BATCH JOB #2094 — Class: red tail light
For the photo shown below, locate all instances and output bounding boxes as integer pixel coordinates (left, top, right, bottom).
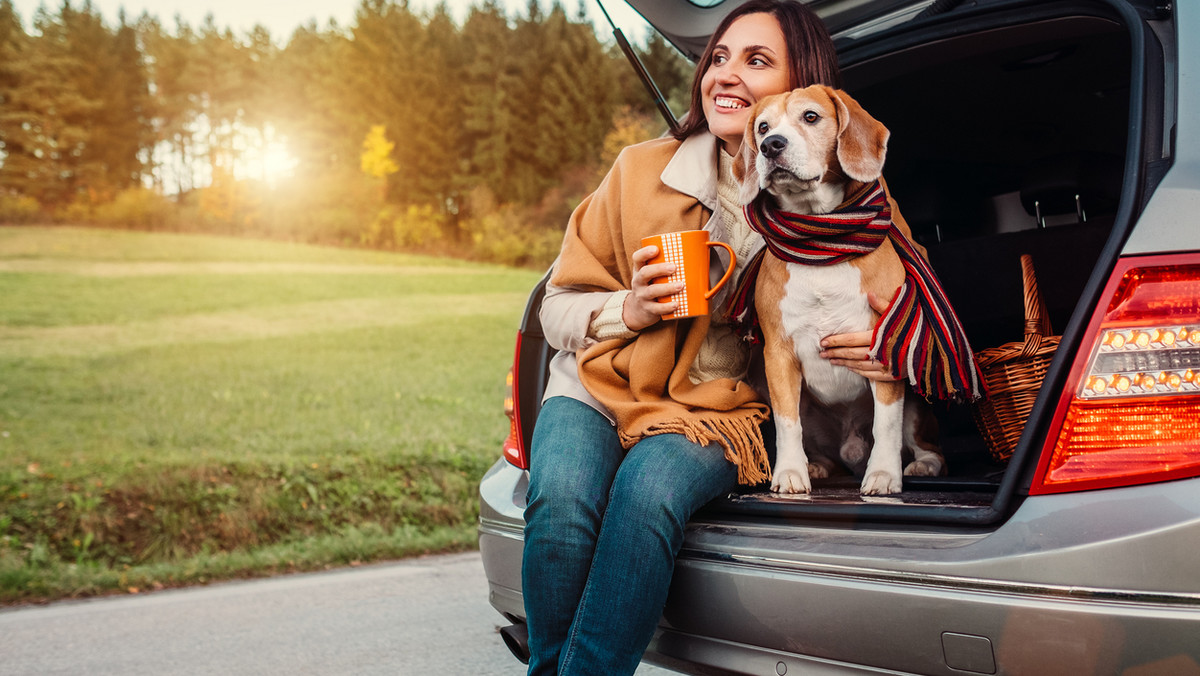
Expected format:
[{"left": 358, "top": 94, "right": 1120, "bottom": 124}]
[
  {"left": 502, "top": 333, "right": 529, "bottom": 469},
  {"left": 1032, "top": 253, "right": 1200, "bottom": 494}
]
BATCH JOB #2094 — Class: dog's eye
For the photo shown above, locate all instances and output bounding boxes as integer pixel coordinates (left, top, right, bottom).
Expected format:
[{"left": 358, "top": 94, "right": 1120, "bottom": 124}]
[
  {"left": 803, "top": 111, "right": 820, "bottom": 124},
  {"left": 757, "top": 121, "right": 770, "bottom": 136}
]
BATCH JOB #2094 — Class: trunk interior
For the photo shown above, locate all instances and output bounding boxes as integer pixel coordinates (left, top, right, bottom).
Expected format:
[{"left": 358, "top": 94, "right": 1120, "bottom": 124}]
[
  {"left": 519, "top": 1, "right": 1162, "bottom": 525},
  {"left": 706, "top": 2, "right": 1155, "bottom": 521}
]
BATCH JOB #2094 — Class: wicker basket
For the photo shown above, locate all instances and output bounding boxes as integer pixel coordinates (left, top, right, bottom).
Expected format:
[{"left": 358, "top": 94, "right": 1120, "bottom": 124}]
[{"left": 972, "top": 254, "right": 1061, "bottom": 462}]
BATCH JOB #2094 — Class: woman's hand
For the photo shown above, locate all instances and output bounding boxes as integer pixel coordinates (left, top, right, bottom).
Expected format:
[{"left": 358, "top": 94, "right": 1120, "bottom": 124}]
[
  {"left": 819, "top": 290, "right": 904, "bottom": 382},
  {"left": 622, "top": 244, "right": 684, "bottom": 332}
]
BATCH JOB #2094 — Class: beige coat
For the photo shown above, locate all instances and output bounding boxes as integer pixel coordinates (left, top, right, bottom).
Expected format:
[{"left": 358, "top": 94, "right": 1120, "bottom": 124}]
[
  {"left": 541, "top": 132, "right": 751, "bottom": 418},
  {"left": 542, "top": 132, "right": 772, "bottom": 485}
]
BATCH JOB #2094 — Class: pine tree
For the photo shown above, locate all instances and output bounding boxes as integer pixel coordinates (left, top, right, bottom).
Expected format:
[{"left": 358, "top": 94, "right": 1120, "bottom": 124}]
[
  {"left": 194, "top": 15, "right": 249, "bottom": 182},
  {"left": 99, "top": 10, "right": 151, "bottom": 190},
  {"left": 345, "top": 0, "right": 429, "bottom": 205},
  {"left": 507, "top": 0, "right": 551, "bottom": 203},
  {"left": 274, "top": 22, "right": 357, "bottom": 174},
  {"left": 240, "top": 24, "right": 282, "bottom": 185},
  {"left": 636, "top": 31, "right": 692, "bottom": 123},
  {"left": 0, "top": 0, "right": 41, "bottom": 197},
  {"left": 409, "top": 1, "right": 464, "bottom": 218},
  {"left": 7, "top": 3, "right": 103, "bottom": 205},
  {"left": 459, "top": 0, "right": 520, "bottom": 206},
  {"left": 139, "top": 15, "right": 200, "bottom": 194},
  {"left": 506, "top": 1, "right": 619, "bottom": 204}
]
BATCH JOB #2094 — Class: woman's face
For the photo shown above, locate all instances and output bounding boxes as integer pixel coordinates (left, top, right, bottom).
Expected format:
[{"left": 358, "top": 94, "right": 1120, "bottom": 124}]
[{"left": 700, "top": 12, "right": 791, "bottom": 155}]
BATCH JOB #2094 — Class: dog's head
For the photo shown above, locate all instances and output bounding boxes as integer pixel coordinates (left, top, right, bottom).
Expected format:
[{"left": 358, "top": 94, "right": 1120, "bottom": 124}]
[{"left": 733, "top": 85, "right": 889, "bottom": 211}]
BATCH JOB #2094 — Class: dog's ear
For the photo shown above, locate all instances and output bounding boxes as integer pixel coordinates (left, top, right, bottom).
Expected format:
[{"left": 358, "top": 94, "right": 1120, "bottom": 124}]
[
  {"left": 734, "top": 102, "right": 764, "bottom": 205},
  {"left": 826, "top": 86, "right": 889, "bottom": 182}
]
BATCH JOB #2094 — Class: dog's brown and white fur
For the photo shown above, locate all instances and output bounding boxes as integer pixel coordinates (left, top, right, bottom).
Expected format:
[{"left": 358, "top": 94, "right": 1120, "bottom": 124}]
[{"left": 734, "top": 85, "right": 945, "bottom": 495}]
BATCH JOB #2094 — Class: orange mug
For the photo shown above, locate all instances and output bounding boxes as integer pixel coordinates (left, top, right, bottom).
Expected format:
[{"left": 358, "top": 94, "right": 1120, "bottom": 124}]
[{"left": 640, "top": 230, "right": 737, "bottom": 320}]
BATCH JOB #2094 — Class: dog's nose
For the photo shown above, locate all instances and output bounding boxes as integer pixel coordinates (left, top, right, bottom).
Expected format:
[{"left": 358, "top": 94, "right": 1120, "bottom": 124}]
[{"left": 760, "top": 135, "right": 788, "bottom": 159}]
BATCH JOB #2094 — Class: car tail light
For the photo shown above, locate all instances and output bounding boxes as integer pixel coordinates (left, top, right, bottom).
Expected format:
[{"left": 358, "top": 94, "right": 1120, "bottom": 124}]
[
  {"left": 1031, "top": 253, "right": 1200, "bottom": 494},
  {"left": 501, "top": 333, "right": 529, "bottom": 469}
]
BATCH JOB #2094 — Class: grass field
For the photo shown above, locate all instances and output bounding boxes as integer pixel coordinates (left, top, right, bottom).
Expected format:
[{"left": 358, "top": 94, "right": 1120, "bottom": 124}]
[{"left": 0, "top": 226, "right": 543, "bottom": 603}]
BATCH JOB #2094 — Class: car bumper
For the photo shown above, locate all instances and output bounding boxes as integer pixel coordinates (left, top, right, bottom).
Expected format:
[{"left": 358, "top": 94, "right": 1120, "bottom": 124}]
[{"left": 478, "top": 458, "right": 1200, "bottom": 674}]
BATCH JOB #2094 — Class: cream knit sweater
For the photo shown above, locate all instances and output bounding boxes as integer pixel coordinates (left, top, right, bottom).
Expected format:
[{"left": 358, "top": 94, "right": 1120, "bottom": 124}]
[{"left": 687, "top": 149, "right": 758, "bottom": 384}]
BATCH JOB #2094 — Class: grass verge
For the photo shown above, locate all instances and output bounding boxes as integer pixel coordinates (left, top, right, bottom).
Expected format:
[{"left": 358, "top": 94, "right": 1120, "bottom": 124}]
[{"left": 0, "top": 226, "right": 541, "bottom": 604}]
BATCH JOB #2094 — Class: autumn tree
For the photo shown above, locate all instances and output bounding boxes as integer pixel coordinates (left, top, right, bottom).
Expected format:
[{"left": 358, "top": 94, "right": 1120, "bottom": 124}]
[
  {"left": 103, "top": 13, "right": 151, "bottom": 189},
  {"left": 458, "top": 0, "right": 520, "bottom": 206},
  {"left": 408, "top": 2, "right": 464, "bottom": 217},
  {"left": 0, "top": 0, "right": 41, "bottom": 196},
  {"left": 0, "top": 0, "right": 692, "bottom": 264},
  {"left": 361, "top": 124, "right": 397, "bottom": 178},
  {"left": 636, "top": 31, "right": 692, "bottom": 127},
  {"left": 139, "top": 15, "right": 199, "bottom": 194},
  {"left": 273, "top": 22, "right": 358, "bottom": 174},
  {"left": 3, "top": 3, "right": 105, "bottom": 205}
]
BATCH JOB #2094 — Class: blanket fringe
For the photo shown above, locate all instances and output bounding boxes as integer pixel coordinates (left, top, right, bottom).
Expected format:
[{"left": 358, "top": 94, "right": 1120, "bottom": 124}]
[{"left": 622, "top": 411, "right": 772, "bottom": 486}]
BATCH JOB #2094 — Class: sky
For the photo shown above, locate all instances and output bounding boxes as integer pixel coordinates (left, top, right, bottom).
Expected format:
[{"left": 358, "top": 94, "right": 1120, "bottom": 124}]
[{"left": 9, "top": 0, "right": 653, "bottom": 43}]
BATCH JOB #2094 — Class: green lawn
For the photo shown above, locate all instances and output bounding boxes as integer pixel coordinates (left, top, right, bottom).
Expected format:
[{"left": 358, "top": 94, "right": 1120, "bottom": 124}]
[{"left": 0, "top": 226, "right": 543, "bottom": 603}]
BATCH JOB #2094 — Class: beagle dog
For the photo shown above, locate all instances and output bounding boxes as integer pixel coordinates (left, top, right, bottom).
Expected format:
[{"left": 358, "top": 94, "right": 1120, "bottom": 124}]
[{"left": 734, "top": 85, "right": 946, "bottom": 495}]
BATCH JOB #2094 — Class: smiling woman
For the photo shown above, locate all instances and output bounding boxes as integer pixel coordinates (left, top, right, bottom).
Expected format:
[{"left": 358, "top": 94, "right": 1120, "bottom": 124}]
[
  {"left": 517, "top": 2, "right": 846, "bottom": 674},
  {"left": 699, "top": 11, "right": 791, "bottom": 154}
]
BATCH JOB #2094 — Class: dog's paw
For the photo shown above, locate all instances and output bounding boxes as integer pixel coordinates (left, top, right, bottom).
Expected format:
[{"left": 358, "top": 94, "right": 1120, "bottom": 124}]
[
  {"left": 904, "top": 458, "right": 944, "bottom": 477},
  {"left": 860, "top": 471, "right": 902, "bottom": 495},
  {"left": 807, "top": 462, "right": 830, "bottom": 479},
  {"left": 771, "top": 468, "right": 813, "bottom": 494}
]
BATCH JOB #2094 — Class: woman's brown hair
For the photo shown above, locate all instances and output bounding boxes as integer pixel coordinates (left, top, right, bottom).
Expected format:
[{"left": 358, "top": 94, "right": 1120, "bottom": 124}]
[{"left": 673, "top": 0, "right": 842, "bottom": 141}]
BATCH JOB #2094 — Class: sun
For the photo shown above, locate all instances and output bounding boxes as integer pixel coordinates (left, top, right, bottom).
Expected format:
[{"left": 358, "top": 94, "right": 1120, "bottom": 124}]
[
  {"left": 242, "top": 137, "right": 298, "bottom": 187},
  {"left": 230, "top": 123, "right": 298, "bottom": 187},
  {"left": 261, "top": 142, "right": 297, "bottom": 185}
]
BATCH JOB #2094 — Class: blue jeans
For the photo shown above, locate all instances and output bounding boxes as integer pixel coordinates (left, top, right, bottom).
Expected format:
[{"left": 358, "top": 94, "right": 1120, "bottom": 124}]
[{"left": 522, "top": 396, "right": 740, "bottom": 676}]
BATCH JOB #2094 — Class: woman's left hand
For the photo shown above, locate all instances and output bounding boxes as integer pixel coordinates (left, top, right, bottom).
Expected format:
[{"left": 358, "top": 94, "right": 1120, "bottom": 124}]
[{"left": 819, "top": 290, "right": 904, "bottom": 382}]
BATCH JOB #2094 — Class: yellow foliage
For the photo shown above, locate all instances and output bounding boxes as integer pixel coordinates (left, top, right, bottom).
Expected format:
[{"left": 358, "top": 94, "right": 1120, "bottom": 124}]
[
  {"left": 199, "top": 168, "right": 241, "bottom": 224},
  {"left": 360, "top": 125, "right": 399, "bottom": 179},
  {"left": 0, "top": 193, "right": 41, "bottom": 224},
  {"left": 600, "top": 107, "right": 658, "bottom": 176},
  {"left": 362, "top": 203, "right": 448, "bottom": 249}
]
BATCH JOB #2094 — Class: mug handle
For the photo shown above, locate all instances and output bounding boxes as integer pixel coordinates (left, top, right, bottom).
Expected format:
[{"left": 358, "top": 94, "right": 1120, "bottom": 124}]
[{"left": 704, "top": 241, "right": 737, "bottom": 300}]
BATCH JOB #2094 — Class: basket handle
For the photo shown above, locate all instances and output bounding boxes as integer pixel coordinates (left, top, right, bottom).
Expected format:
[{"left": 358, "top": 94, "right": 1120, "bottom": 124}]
[{"left": 1019, "top": 254, "right": 1051, "bottom": 358}]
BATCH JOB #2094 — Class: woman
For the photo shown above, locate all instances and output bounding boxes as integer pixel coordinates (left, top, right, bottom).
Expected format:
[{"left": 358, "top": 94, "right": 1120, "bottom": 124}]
[{"left": 521, "top": 2, "right": 900, "bottom": 673}]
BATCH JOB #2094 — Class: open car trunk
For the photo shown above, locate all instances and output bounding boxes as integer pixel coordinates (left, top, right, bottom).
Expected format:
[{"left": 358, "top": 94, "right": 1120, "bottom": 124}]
[
  {"left": 516, "top": 0, "right": 1168, "bottom": 526},
  {"left": 483, "top": 3, "right": 1190, "bottom": 671},
  {"left": 718, "top": 0, "right": 1163, "bottom": 523}
]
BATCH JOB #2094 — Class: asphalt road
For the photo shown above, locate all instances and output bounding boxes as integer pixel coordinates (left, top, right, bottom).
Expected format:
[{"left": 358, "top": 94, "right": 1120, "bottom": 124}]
[{"left": 0, "top": 551, "right": 677, "bottom": 675}]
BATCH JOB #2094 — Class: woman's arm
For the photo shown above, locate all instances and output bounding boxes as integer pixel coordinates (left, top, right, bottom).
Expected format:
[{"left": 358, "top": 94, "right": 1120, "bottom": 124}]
[
  {"left": 819, "top": 290, "right": 900, "bottom": 382},
  {"left": 820, "top": 178, "right": 924, "bottom": 382},
  {"left": 622, "top": 244, "right": 683, "bottom": 331},
  {"left": 540, "top": 245, "right": 683, "bottom": 352},
  {"left": 540, "top": 280, "right": 621, "bottom": 353}
]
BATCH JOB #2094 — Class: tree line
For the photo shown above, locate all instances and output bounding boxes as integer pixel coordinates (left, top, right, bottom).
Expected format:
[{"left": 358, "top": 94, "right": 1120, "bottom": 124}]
[{"left": 0, "top": 0, "right": 693, "bottom": 266}]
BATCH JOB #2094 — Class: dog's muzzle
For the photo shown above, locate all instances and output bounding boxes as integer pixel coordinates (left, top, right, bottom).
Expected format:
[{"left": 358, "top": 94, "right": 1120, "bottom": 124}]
[{"left": 760, "top": 134, "right": 788, "bottom": 159}]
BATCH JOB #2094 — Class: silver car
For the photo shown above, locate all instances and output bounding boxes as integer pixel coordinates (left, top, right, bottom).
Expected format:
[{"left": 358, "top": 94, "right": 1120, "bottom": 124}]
[{"left": 480, "top": 0, "right": 1200, "bottom": 673}]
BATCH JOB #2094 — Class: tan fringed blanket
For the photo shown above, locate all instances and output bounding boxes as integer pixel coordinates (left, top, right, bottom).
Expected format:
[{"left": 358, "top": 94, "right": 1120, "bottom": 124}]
[{"left": 552, "top": 137, "right": 771, "bottom": 485}]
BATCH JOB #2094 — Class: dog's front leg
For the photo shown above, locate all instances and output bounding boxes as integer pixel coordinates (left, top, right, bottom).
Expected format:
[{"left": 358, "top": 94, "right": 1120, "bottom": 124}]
[
  {"left": 762, "top": 335, "right": 815, "bottom": 494},
  {"left": 860, "top": 380, "right": 905, "bottom": 495},
  {"left": 756, "top": 260, "right": 815, "bottom": 494}
]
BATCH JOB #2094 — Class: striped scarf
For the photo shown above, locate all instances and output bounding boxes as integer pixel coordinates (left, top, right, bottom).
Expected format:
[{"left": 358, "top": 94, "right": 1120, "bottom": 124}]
[{"left": 743, "top": 181, "right": 984, "bottom": 402}]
